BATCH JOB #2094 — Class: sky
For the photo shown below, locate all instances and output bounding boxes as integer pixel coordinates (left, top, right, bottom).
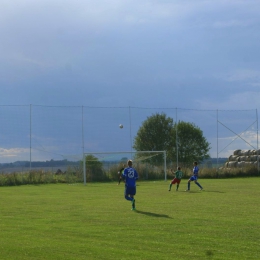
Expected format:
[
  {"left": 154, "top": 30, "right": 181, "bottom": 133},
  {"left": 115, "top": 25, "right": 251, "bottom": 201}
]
[{"left": 0, "top": 0, "right": 260, "bottom": 163}]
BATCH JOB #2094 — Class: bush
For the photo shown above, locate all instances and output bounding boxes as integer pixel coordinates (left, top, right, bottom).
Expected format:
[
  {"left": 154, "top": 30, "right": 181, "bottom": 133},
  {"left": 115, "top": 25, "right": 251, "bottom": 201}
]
[
  {"left": 0, "top": 170, "right": 82, "bottom": 186},
  {"left": 0, "top": 163, "right": 259, "bottom": 187}
]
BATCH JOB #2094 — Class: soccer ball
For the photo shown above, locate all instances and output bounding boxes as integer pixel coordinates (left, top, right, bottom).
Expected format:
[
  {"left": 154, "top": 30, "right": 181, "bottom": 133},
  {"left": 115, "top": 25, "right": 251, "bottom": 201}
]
[{"left": 119, "top": 124, "right": 123, "bottom": 129}]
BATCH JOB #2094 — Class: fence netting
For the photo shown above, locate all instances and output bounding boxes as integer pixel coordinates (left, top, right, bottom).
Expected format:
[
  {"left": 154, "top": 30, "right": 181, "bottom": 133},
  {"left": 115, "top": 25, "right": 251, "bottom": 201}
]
[{"left": 0, "top": 105, "right": 258, "bottom": 176}]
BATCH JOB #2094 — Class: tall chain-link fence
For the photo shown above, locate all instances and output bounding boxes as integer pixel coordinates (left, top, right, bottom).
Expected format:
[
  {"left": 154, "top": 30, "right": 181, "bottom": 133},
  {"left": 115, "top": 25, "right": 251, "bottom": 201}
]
[{"left": 0, "top": 105, "right": 258, "bottom": 174}]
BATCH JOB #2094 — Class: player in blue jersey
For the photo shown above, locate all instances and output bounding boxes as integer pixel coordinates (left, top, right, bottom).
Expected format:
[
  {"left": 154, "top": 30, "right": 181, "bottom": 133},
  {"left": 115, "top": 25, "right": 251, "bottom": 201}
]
[
  {"left": 121, "top": 159, "right": 139, "bottom": 210},
  {"left": 186, "top": 161, "right": 203, "bottom": 191}
]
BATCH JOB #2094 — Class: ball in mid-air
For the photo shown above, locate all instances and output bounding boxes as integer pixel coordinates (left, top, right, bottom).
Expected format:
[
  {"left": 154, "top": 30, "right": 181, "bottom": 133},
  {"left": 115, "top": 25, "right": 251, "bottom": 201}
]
[{"left": 119, "top": 124, "right": 123, "bottom": 129}]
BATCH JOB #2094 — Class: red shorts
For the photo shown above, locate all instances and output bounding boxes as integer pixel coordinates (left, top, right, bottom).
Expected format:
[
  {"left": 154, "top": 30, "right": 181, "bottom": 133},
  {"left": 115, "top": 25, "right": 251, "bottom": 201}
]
[{"left": 171, "top": 178, "right": 181, "bottom": 184}]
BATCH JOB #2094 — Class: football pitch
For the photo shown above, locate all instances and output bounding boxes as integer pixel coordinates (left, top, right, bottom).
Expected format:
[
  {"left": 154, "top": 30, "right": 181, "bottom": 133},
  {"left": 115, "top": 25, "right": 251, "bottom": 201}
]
[{"left": 0, "top": 178, "right": 259, "bottom": 260}]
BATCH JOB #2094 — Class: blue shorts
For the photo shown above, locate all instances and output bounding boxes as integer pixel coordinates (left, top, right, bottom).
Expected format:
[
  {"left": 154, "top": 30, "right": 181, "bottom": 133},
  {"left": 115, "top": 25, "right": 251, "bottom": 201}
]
[
  {"left": 125, "top": 186, "right": 136, "bottom": 196},
  {"left": 189, "top": 175, "right": 198, "bottom": 181}
]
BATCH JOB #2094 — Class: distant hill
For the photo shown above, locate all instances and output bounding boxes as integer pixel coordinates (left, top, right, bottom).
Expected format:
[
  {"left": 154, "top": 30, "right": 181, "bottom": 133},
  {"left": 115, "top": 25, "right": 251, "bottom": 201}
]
[{"left": 0, "top": 159, "right": 80, "bottom": 169}]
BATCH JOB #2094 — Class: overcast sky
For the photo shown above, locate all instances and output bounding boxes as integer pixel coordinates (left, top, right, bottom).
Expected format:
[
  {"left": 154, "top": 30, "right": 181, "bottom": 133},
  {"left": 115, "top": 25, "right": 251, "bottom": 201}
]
[{"left": 0, "top": 0, "right": 260, "bottom": 163}]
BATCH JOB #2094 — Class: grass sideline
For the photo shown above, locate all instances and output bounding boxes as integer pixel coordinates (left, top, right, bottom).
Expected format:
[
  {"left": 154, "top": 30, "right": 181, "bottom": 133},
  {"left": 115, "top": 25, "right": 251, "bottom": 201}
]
[{"left": 0, "top": 178, "right": 259, "bottom": 260}]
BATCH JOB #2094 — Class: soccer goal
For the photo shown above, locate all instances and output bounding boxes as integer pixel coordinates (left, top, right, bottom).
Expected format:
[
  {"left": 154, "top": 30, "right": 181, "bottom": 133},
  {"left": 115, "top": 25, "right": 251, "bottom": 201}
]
[{"left": 83, "top": 151, "right": 167, "bottom": 185}]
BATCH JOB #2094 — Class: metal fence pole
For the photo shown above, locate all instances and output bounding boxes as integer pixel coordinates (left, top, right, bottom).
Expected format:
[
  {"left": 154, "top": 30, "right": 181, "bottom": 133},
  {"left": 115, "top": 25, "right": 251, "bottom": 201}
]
[
  {"left": 176, "top": 108, "right": 178, "bottom": 167},
  {"left": 164, "top": 150, "right": 167, "bottom": 181},
  {"left": 217, "top": 109, "right": 219, "bottom": 171},
  {"left": 257, "top": 109, "right": 259, "bottom": 173},
  {"left": 129, "top": 106, "right": 132, "bottom": 152},
  {"left": 82, "top": 106, "right": 86, "bottom": 185},
  {"left": 30, "top": 104, "right": 32, "bottom": 172}
]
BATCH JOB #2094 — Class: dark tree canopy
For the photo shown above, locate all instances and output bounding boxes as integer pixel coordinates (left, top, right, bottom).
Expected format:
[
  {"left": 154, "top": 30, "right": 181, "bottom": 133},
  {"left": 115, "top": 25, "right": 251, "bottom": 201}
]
[
  {"left": 133, "top": 113, "right": 211, "bottom": 165},
  {"left": 84, "top": 154, "right": 105, "bottom": 181},
  {"left": 133, "top": 113, "right": 175, "bottom": 165},
  {"left": 172, "top": 121, "right": 211, "bottom": 165}
]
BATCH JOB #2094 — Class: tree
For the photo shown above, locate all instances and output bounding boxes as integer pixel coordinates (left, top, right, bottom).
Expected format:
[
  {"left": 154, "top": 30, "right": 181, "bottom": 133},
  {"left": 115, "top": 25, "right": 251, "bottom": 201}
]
[
  {"left": 84, "top": 154, "right": 106, "bottom": 181},
  {"left": 133, "top": 113, "right": 211, "bottom": 165},
  {"left": 172, "top": 121, "right": 211, "bottom": 165},
  {"left": 133, "top": 113, "right": 175, "bottom": 165}
]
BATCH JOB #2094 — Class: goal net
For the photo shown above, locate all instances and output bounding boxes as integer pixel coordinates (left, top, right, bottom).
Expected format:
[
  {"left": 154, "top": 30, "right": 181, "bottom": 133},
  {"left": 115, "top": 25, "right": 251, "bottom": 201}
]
[{"left": 83, "top": 151, "right": 167, "bottom": 184}]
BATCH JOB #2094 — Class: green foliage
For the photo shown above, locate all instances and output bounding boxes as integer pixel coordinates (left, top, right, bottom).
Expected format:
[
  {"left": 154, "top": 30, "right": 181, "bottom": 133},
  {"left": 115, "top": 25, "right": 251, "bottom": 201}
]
[
  {"left": 133, "top": 113, "right": 175, "bottom": 165},
  {"left": 0, "top": 170, "right": 81, "bottom": 186},
  {"left": 0, "top": 163, "right": 259, "bottom": 187},
  {"left": 172, "top": 121, "right": 211, "bottom": 164},
  {"left": 133, "top": 113, "right": 211, "bottom": 165},
  {"left": 84, "top": 154, "right": 110, "bottom": 182}
]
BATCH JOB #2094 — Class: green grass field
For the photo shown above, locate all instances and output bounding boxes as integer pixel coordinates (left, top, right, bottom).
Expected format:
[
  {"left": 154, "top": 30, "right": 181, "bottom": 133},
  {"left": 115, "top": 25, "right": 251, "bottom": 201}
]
[{"left": 0, "top": 178, "right": 259, "bottom": 260}]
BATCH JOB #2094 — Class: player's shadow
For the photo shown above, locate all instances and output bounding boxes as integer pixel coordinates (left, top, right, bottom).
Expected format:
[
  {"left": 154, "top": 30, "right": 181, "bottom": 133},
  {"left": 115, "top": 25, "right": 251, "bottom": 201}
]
[
  {"left": 135, "top": 210, "right": 172, "bottom": 219},
  {"left": 183, "top": 190, "right": 225, "bottom": 193},
  {"left": 204, "top": 190, "right": 225, "bottom": 193}
]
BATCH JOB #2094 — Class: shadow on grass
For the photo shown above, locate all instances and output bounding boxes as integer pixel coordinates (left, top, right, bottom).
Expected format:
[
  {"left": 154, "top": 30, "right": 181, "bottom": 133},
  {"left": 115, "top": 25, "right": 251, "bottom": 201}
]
[
  {"left": 135, "top": 210, "right": 172, "bottom": 219},
  {"left": 203, "top": 190, "right": 225, "bottom": 193},
  {"left": 181, "top": 190, "right": 225, "bottom": 193}
]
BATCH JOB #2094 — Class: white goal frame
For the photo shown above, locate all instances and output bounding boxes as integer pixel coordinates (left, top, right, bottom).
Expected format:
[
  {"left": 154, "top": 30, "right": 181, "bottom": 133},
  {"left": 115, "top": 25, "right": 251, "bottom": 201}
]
[{"left": 83, "top": 150, "right": 167, "bottom": 185}]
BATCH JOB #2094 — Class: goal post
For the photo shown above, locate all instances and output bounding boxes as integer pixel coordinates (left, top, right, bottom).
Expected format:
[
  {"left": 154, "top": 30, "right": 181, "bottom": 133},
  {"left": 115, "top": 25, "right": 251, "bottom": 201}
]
[{"left": 83, "top": 150, "right": 167, "bottom": 185}]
